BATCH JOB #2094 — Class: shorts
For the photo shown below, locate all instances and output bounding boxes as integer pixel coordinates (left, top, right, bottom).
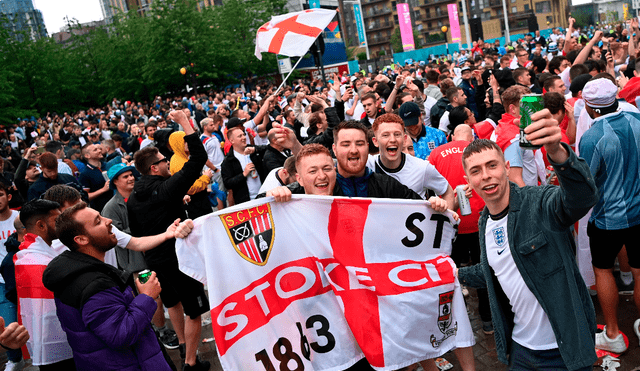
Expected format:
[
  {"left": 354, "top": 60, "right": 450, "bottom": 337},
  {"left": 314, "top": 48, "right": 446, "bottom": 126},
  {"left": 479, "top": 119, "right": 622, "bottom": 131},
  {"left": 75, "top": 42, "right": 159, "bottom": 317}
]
[
  {"left": 150, "top": 261, "right": 210, "bottom": 319},
  {"left": 587, "top": 222, "right": 640, "bottom": 269}
]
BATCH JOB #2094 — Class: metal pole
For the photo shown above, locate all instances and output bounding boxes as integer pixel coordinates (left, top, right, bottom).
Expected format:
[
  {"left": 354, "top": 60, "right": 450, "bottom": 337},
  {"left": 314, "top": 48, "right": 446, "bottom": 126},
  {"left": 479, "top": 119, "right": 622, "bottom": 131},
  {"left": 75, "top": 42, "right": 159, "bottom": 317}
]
[
  {"left": 274, "top": 57, "right": 305, "bottom": 96},
  {"left": 502, "top": 0, "right": 511, "bottom": 44},
  {"left": 460, "top": 0, "right": 471, "bottom": 49}
]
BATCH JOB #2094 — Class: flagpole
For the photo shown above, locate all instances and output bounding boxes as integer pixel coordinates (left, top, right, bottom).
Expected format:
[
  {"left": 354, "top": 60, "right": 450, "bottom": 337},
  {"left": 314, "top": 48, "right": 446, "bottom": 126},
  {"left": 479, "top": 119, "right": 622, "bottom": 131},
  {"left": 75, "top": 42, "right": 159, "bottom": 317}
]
[{"left": 274, "top": 56, "right": 304, "bottom": 95}]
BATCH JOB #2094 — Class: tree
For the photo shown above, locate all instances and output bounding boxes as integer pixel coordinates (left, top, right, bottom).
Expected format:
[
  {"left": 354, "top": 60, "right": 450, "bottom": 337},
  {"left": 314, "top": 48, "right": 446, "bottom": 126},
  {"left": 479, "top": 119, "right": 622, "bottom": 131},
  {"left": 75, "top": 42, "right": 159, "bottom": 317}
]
[{"left": 390, "top": 28, "right": 422, "bottom": 53}]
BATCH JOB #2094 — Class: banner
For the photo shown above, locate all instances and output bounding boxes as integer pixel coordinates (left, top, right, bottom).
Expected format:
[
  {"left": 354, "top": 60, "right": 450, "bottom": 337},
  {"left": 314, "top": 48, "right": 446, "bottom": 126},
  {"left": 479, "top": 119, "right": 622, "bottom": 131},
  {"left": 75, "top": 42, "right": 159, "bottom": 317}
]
[
  {"left": 397, "top": 3, "right": 415, "bottom": 51},
  {"left": 177, "top": 196, "right": 474, "bottom": 371},
  {"left": 353, "top": 4, "right": 366, "bottom": 46},
  {"left": 447, "top": 4, "right": 462, "bottom": 44}
]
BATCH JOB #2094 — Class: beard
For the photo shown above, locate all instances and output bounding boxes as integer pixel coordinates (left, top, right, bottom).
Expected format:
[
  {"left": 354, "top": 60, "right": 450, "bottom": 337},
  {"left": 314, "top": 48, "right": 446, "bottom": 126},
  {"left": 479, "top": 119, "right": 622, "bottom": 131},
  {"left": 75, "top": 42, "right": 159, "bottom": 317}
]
[{"left": 88, "top": 234, "right": 117, "bottom": 253}]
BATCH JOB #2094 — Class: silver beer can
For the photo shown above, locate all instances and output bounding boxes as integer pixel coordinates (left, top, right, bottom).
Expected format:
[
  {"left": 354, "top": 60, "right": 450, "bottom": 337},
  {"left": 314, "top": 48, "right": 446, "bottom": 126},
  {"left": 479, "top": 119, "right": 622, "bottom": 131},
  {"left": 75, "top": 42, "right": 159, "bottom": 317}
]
[{"left": 456, "top": 185, "right": 472, "bottom": 216}]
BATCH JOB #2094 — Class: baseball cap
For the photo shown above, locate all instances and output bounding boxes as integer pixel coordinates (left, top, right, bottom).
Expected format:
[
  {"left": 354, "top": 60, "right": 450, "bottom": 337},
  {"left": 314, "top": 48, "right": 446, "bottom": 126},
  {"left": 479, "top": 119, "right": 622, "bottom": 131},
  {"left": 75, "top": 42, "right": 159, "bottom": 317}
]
[
  {"left": 227, "top": 117, "right": 247, "bottom": 130},
  {"left": 461, "top": 66, "right": 471, "bottom": 72},
  {"left": 398, "top": 102, "right": 421, "bottom": 127}
]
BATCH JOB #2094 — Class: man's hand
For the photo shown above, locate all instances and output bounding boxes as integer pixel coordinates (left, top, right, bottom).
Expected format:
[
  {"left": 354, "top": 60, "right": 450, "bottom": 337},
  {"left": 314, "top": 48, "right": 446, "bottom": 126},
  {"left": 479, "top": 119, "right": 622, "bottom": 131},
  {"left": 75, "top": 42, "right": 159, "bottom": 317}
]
[
  {"left": 23, "top": 146, "right": 35, "bottom": 160},
  {"left": 243, "top": 163, "right": 256, "bottom": 177},
  {"left": 296, "top": 92, "right": 306, "bottom": 102},
  {"left": 427, "top": 196, "right": 448, "bottom": 212},
  {"left": 618, "top": 75, "right": 629, "bottom": 89},
  {"left": 307, "top": 95, "right": 328, "bottom": 109},
  {"left": 564, "top": 101, "right": 574, "bottom": 119},
  {"left": 489, "top": 74, "right": 499, "bottom": 90},
  {"left": 270, "top": 122, "right": 301, "bottom": 153},
  {"left": 454, "top": 183, "right": 473, "bottom": 199},
  {"left": 0, "top": 317, "right": 28, "bottom": 350},
  {"left": 331, "top": 73, "right": 341, "bottom": 93},
  {"left": 568, "top": 17, "right": 575, "bottom": 28},
  {"left": 168, "top": 110, "right": 194, "bottom": 135},
  {"left": 395, "top": 74, "right": 405, "bottom": 87},
  {"left": 592, "top": 30, "right": 603, "bottom": 43},
  {"left": 244, "top": 147, "right": 255, "bottom": 155},
  {"left": 136, "top": 271, "right": 161, "bottom": 299},
  {"left": 183, "top": 195, "right": 191, "bottom": 204},
  {"left": 203, "top": 168, "right": 214, "bottom": 180},
  {"left": 342, "top": 88, "right": 354, "bottom": 102},
  {"left": 523, "top": 108, "right": 568, "bottom": 163},
  {"left": 267, "top": 186, "right": 292, "bottom": 202}
]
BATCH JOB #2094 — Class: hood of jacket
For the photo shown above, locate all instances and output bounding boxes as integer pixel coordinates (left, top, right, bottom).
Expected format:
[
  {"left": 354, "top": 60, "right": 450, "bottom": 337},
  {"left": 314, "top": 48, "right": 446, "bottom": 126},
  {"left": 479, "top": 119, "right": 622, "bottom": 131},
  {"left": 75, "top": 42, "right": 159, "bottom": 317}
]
[
  {"left": 169, "top": 131, "right": 188, "bottom": 175},
  {"left": 43, "top": 250, "right": 125, "bottom": 298},
  {"left": 131, "top": 174, "right": 166, "bottom": 202}
]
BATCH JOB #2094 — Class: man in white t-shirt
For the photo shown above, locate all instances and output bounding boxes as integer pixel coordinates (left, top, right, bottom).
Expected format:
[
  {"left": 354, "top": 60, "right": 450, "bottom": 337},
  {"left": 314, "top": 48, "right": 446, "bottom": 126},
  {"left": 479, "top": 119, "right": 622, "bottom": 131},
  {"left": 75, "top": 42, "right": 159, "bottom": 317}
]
[
  {"left": 458, "top": 109, "right": 598, "bottom": 370},
  {"left": 258, "top": 156, "right": 297, "bottom": 194}
]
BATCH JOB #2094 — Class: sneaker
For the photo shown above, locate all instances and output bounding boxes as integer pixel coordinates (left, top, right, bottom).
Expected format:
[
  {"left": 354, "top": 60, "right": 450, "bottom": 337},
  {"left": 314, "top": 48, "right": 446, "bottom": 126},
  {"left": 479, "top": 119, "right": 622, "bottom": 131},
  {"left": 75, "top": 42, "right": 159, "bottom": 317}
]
[
  {"left": 634, "top": 318, "right": 640, "bottom": 347},
  {"left": 4, "top": 359, "right": 25, "bottom": 371},
  {"left": 183, "top": 356, "right": 211, "bottom": 371},
  {"left": 434, "top": 357, "right": 453, "bottom": 371},
  {"left": 615, "top": 274, "right": 634, "bottom": 295},
  {"left": 595, "top": 326, "right": 628, "bottom": 353},
  {"left": 482, "top": 320, "right": 494, "bottom": 335},
  {"left": 160, "top": 329, "right": 179, "bottom": 349},
  {"left": 179, "top": 343, "right": 186, "bottom": 361}
]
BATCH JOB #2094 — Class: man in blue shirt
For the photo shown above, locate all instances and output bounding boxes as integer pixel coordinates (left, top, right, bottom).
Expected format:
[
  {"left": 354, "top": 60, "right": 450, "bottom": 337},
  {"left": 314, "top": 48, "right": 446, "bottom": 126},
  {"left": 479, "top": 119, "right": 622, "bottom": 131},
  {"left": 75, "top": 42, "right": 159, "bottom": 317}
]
[
  {"left": 399, "top": 102, "right": 447, "bottom": 160},
  {"left": 579, "top": 77, "right": 640, "bottom": 354}
]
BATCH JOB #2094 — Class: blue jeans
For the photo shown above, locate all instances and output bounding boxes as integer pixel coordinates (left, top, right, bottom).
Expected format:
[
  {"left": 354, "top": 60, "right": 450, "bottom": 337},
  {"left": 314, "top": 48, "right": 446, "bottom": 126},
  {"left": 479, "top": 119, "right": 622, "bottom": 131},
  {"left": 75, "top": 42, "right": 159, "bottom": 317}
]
[
  {"left": 0, "top": 283, "right": 22, "bottom": 362},
  {"left": 509, "top": 341, "right": 592, "bottom": 371}
]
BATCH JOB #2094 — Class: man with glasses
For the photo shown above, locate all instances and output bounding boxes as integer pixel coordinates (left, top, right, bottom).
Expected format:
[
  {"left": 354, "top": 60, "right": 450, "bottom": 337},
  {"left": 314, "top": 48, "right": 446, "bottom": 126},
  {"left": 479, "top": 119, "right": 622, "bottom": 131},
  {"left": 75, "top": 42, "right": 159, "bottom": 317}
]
[
  {"left": 510, "top": 48, "right": 531, "bottom": 69},
  {"left": 127, "top": 110, "right": 211, "bottom": 371}
]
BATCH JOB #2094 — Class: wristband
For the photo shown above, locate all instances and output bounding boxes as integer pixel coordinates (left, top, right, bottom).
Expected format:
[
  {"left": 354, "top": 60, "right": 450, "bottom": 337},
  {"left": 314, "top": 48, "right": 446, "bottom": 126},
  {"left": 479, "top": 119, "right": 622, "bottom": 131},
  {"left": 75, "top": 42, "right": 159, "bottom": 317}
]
[{"left": 0, "top": 342, "right": 15, "bottom": 351}]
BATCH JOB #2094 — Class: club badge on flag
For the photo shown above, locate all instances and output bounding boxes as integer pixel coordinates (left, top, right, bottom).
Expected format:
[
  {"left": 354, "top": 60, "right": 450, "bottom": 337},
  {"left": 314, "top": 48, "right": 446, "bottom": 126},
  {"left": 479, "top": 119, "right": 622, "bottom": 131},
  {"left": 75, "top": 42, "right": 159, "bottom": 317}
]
[
  {"left": 255, "top": 8, "right": 337, "bottom": 60},
  {"left": 221, "top": 203, "right": 275, "bottom": 265}
]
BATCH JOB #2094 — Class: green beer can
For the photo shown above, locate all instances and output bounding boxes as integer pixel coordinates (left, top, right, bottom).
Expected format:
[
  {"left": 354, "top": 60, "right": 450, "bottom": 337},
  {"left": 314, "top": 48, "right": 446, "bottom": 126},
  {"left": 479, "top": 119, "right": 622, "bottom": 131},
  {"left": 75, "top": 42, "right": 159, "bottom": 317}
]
[
  {"left": 138, "top": 269, "right": 152, "bottom": 284},
  {"left": 519, "top": 94, "right": 544, "bottom": 150}
]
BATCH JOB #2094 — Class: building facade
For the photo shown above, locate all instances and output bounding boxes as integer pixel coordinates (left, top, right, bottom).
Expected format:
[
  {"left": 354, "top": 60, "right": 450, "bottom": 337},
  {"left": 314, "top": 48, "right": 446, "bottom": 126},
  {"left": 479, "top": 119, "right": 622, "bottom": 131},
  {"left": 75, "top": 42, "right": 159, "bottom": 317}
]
[
  {"left": 0, "top": 0, "right": 47, "bottom": 41},
  {"left": 341, "top": 0, "right": 568, "bottom": 57}
]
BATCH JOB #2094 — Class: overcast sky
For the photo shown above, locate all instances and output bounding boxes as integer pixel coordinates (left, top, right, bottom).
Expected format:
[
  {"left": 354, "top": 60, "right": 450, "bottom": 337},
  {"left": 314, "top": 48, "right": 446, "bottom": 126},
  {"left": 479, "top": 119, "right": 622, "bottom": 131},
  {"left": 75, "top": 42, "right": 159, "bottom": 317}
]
[{"left": 33, "top": 0, "right": 103, "bottom": 35}]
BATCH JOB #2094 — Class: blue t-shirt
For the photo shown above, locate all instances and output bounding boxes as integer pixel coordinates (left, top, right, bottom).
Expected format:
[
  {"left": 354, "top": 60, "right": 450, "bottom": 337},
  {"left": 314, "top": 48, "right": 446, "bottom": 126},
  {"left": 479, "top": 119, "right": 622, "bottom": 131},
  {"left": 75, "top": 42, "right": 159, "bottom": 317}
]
[
  {"left": 579, "top": 110, "right": 640, "bottom": 230},
  {"left": 413, "top": 126, "right": 448, "bottom": 160}
]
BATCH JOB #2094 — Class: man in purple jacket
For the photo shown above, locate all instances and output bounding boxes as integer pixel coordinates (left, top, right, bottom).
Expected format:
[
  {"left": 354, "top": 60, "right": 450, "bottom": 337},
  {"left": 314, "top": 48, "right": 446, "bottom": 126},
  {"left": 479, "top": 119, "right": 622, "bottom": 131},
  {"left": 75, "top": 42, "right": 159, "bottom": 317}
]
[{"left": 42, "top": 202, "right": 192, "bottom": 371}]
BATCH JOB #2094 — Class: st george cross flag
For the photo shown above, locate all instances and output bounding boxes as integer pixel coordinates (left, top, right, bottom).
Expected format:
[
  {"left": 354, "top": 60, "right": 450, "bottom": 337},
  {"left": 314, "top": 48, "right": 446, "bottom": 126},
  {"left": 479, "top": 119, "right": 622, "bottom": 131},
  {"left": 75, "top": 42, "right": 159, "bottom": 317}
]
[
  {"left": 255, "top": 8, "right": 337, "bottom": 60},
  {"left": 176, "top": 195, "right": 474, "bottom": 371}
]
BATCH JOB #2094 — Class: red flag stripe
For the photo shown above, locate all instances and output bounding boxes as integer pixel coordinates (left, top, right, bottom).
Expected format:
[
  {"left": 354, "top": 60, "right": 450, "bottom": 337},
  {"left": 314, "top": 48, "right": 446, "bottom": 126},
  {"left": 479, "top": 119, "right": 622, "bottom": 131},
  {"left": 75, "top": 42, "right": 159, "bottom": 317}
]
[
  {"left": 15, "top": 264, "right": 54, "bottom": 299},
  {"left": 328, "top": 199, "right": 385, "bottom": 367},
  {"left": 263, "top": 213, "right": 271, "bottom": 230},
  {"left": 267, "top": 16, "right": 323, "bottom": 54},
  {"left": 241, "top": 241, "right": 254, "bottom": 261},
  {"left": 249, "top": 238, "right": 262, "bottom": 263}
]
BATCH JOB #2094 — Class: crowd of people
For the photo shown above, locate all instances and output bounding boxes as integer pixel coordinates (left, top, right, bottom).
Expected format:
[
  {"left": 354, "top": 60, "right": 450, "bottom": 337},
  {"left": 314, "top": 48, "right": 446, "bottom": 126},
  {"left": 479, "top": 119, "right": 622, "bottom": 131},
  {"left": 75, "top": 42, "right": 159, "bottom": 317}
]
[{"left": 0, "top": 16, "right": 638, "bottom": 371}]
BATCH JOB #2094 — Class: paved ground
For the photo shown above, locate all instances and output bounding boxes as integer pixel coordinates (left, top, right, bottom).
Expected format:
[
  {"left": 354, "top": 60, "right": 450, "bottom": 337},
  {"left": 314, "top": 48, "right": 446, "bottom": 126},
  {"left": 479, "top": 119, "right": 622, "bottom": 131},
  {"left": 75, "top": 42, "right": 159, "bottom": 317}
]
[{"left": 3, "top": 288, "right": 640, "bottom": 371}]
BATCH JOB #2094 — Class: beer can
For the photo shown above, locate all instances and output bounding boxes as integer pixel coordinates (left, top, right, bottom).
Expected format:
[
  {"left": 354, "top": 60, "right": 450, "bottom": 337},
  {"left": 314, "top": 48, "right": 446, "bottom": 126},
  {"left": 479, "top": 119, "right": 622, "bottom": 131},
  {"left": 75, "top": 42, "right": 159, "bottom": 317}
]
[
  {"left": 250, "top": 169, "right": 258, "bottom": 178},
  {"left": 456, "top": 185, "right": 472, "bottom": 216},
  {"left": 519, "top": 94, "right": 544, "bottom": 150},
  {"left": 138, "top": 269, "right": 152, "bottom": 284}
]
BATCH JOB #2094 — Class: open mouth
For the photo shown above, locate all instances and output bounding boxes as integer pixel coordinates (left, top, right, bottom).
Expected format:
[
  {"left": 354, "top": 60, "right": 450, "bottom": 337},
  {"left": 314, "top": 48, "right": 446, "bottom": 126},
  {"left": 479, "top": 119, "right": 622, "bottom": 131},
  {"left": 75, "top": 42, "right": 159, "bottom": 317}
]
[
  {"left": 386, "top": 146, "right": 398, "bottom": 156},
  {"left": 482, "top": 184, "right": 498, "bottom": 194}
]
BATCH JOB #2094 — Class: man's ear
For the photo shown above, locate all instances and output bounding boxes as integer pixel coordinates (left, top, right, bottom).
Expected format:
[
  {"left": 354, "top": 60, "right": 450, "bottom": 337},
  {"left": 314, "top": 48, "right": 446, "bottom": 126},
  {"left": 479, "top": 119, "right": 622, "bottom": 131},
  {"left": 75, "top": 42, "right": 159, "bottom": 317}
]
[
  {"left": 74, "top": 235, "right": 89, "bottom": 248},
  {"left": 371, "top": 136, "right": 380, "bottom": 148}
]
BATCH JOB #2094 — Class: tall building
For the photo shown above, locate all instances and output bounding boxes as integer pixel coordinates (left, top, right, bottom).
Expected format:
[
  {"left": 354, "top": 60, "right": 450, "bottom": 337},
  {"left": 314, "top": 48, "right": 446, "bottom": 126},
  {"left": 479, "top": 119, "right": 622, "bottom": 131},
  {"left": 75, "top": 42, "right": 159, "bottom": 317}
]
[
  {"left": 99, "top": 0, "right": 153, "bottom": 22},
  {"left": 343, "top": 0, "right": 568, "bottom": 57},
  {"left": 0, "top": 0, "right": 47, "bottom": 41}
]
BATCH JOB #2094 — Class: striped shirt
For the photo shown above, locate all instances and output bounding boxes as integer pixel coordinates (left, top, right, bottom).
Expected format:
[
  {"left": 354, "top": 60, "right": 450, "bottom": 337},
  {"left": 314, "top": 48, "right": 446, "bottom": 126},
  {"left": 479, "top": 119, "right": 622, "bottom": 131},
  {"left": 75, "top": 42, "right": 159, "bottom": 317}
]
[{"left": 579, "top": 110, "right": 640, "bottom": 230}]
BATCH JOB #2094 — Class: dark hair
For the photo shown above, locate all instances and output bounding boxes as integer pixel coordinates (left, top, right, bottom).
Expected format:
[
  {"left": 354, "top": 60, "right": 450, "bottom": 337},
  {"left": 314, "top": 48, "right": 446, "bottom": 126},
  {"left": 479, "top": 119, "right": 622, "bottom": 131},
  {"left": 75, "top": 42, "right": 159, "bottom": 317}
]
[
  {"left": 548, "top": 56, "right": 567, "bottom": 74},
  {"left": 333, "top": 120, "right": 369, "bottom": 142},
  {"left": 45, "top": 141, "right": 63, "bottom": 155},
  {"left": 531, "top": 56, "right": 547, "bottom": 73},
  {"left": 20, "top": 199, "right": 60, "bottom": 230},
  {"left": 461, "top": 139, "right": 504, "bottom": 170},
  {"left": 445, "top": 87, "right": 461, "bottom": 102},
  {"left": 566, "top": 50, "right": 579, "bottom": 65},
  {"left": 439, "top": 79, "right": 455, "bottom": 95},
  {"left": 283, "top": 155, "right": 297, "bottom": 176},
  {"left": 38, "top": 152, "right": 58, "bottom": 170},
  {"left": 55, "top": 201, "right": 88, "bottom": 252},
  {"left": 569, "top": 64, "right": 589, "bottom": 82},
  {"left": 449, "top": 106, "right": 470, "bottom": 130},
  {"left": 43, "top": 185, "right": 81, "bottom": 206},
  {"left": 543, "top": 92, "right": 566, "bottom": 115},
  {"left": 502, "top": 85, "right": 531, "bottom": 110},
  {"left": 133, "top": 146, "right": 160, "bottom": 176},
  {"left": 543, "top": 75, "right": 562, "bottom": 92},
  {"left": 512, "top": 67, "right": 529, "bottom": 83},
  {"left": 426, "top": 70, "right": 439, "bottom": 83},
  {"left": 360, "top": 92, "right": 376, "bottom": 104}
]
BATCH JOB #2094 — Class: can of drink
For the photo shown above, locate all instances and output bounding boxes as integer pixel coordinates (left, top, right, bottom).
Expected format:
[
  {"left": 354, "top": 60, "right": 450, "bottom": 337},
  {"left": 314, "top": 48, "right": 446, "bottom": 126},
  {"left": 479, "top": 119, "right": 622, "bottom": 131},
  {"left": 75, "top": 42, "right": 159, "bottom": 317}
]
[
  {"left": 138, "top": 269, "right": 152, "bottom": 284},
  {"left": 456, "top": 185, "right": 472, "bottom": 216},
  {"left": 102, "top": 171, "right": 109, "bottom": 181},
  {"left": 519, "top": 94, "right": 544, "bottom": 150},
  {"left": 250, "top": 169, "right": 258, "bottom": 178}
]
